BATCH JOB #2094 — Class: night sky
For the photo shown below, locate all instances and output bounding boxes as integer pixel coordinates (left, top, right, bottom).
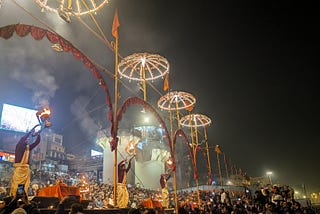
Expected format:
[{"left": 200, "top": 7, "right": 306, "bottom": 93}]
[{"left": 0, "top": 1, "right": 319, "bottom": 192}]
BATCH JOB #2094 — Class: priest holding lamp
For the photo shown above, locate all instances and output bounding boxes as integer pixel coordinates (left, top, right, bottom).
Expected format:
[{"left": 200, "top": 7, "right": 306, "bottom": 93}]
[
  {"left": 160, "top": 169, "right": 172, "bottom": 208},
  {"left": 10, "top": 107, "right": 52, "bottom": 196},
  {"left": 117, "top": 154, "right": 135, "bottom": 208}
]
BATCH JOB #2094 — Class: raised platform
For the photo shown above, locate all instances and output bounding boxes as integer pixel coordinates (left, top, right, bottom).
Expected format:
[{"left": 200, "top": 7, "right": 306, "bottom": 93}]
[
  {"left": 1, "top": 196, "right": 175, "bottom": 214},
  {"left": 39, "top": 208, "right": 175, "bottom": 214},
  {"left": 39, "top": 208, "right": 129, "bottom": 214}
]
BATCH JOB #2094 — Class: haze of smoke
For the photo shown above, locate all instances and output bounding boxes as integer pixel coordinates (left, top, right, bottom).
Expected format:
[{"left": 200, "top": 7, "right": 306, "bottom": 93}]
[
  {"left": 9, "top": 63, "right": 58, "bottom": 108},
  {"left": 70, "top": 95, "right": 100, "bottom": 140}
]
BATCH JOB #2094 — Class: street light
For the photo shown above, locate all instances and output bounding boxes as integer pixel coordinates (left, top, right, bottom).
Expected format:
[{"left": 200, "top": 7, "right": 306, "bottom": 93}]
[{"left": 266, "top": 171, "right": 273, "bottom": 185}]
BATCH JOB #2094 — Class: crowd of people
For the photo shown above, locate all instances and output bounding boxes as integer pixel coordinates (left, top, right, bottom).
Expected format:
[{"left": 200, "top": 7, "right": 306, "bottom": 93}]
[
  {"left": 0, "top": 127, "right": 319, "bottom": 213},
  {"left": 1, "top": 169, "right": 319, "bottom": 213},
  {"left": 176, "top": 186, "right": 319, "bottom": 214}
]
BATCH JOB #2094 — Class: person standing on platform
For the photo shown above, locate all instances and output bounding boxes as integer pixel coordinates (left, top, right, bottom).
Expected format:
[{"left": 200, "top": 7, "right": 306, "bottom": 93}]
[
  {"left": 160, "top": 169, "right": 172, "bottom": 209},
  {"left": 117, "top": 155, "right": 135, "bottom": 208},
  {"left": 10, "top": 125, "right": 41, "bottom": 197}
]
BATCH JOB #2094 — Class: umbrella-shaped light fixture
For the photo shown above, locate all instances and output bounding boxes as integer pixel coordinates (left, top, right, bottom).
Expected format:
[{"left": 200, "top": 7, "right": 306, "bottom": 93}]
[
  {"left": 158, "top": 91, "right": 196, "bottom": 111},
  {"left": 118, "top": 52, "right": 170, "bottom": 101},
  {"left": 179, "top": 113, "right": 211, "bottom": 128},
  {"left": 34, "top": 0, "right": 110, "bottom": 20},
  {"left": 158, "top": 91, "right": 196, "bottom": 129}
]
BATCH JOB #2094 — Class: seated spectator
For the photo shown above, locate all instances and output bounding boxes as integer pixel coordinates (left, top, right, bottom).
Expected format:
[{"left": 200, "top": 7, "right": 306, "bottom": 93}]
[
  {"left": 292, "top": 201, "right": 303, "bottom": 214},
  {"left": 0, "top": 200, "right": 6, "bottom": 212},
  {"left": 11, "top": 208, "right": 27, "bottom": 214},
  {"left": 0, "top": 188, "right": 39, "bottom": 214},
  {"left": 55, "top": 195, "right": 84, "bottom": 214},
  {"left": 69, "top": 203, "right": 84, "bottom": 214}
]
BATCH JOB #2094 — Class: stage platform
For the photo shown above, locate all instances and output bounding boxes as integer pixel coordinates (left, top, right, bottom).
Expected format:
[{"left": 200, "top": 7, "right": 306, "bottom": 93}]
[
  {"left": 38, "top": 208, "right": 175, "bottom": 214},
  {"left": 39, "top": 208, "right": 129, "bottom": 214}
]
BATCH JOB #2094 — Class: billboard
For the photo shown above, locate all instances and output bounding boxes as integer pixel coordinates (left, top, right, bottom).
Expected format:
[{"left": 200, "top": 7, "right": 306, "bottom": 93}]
[
  {"left": 0, "top": 151, "right": 15, "bottom": 162},
  {"left": 0, "top": 103, "right": 40, "bottom": 133}
]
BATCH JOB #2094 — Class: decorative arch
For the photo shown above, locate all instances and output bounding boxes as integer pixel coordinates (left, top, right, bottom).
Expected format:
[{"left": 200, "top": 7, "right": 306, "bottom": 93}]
[
  {"left": 0, "top": 23, "right": 116, "bottom": 149},
  {"left": 116, "top": 96, "right": 172, "bottom": 150},
  {"left": 173, "top": 129, "right": 191, "bottom": 155},
  {"left": 172, "top": 129, "right": 199, "bottom": 179},
  {"left": 196, "top": 146, "right": 212, "bottom": 184}
]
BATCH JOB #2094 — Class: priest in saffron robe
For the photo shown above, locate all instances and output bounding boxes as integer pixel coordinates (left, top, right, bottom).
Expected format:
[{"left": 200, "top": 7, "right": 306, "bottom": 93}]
[
  {"left": 10, "top": 126, "right": 41, "bottom": 196},
  {"left": 160, "top": 170, "right": 172, "bottom": 208},
  {"left": 117, "top": 155, "right": 135, "bottom": 208}
]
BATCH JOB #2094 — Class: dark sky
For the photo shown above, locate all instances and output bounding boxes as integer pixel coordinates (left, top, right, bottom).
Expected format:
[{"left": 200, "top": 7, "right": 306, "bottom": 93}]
[{"left": 0, "top": 1, "right": 319, "bottom": 192}]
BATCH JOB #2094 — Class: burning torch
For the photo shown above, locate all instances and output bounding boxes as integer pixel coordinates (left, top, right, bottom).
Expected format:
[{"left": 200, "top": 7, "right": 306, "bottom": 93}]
[
  {"left": 36, "top": 107, "right": 52, "bottom": 127},
  {"left": 31, "top": 107, "right": 52, "bottom": 136},
  {"left": 125, "top": 140, "right": 136, "bottom": 156}
]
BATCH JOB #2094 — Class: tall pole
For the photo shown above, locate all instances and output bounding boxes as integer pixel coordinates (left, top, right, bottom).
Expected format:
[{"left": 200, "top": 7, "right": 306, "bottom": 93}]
[
  {"left": 142, "top": 62, "right": 147, "bottom": 101},
  {"left": 166, "top": 92, "right": 178, "bottom": 214},
  {"left": 172, "top": 101, "right": 179, "bottom": 214},
  {"left": 187, "top": 117, "right": 201, "bottom": 207},
  {"left": 194, "top": 126, "right": 201, "bottom": 206},
  {"left": 172, "top": 142, "right": 178, "bottom": 214},
  {"left": 216, "top": 152, "right": 223, "bottom": 186},
  {"left": 229, "top": 159, "right": 235, "bottom": 177},
  {"left": 204, "top": 127, "right": 212, "bottom": 184},
  {"left": 223, "top": 153, "right": 229, "bottom": 181},
  {"left": 113, "top": 18, "right": 119, "bottom": 207}
]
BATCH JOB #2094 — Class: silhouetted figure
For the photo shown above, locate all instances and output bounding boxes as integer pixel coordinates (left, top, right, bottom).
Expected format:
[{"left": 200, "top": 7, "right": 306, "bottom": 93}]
[
  {"left": 117, "top": 155, "right": 135, "bottom": 208},
  {"left": 10, "top": 126, "right": 41, "bottom": 197},
  {"left": 160, "top": 169, "right": 171, "bottom": 208}
]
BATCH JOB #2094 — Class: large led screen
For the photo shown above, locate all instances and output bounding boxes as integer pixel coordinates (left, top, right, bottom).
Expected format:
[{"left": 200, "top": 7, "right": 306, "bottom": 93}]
[{"left": 0, "top": 103, "right": 40, "bottom": 133}]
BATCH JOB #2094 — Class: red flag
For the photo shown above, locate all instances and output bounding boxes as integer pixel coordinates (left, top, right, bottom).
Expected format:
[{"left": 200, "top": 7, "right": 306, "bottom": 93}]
[
  {"left": 163, "top": 72, "right": 169, "bottom": 91},
  {"left": 112, "top": 9, "right": 120, "bottom": 39}
]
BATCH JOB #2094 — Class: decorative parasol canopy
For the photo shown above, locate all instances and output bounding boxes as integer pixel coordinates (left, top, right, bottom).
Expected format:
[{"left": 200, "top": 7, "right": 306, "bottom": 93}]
[
  {"left": 118, "top": 52, "right": 169, "bottom": 82},
  {"left": 179, "top": 113, "right": 211, "bottom": 128},
  {"left": 157, "top": 91, "right": 196, "bottom": 111},
  {"left": 34, "top": 0, "right": 110, "bottom": 16}
]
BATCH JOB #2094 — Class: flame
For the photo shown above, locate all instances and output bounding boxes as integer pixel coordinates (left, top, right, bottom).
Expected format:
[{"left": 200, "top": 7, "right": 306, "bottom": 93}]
[
  {"left": 166, "top": 158, "right": 175, "bottom": 170},
  {"left": 36, "top": 107, "right": 51, "bottom": 119},
  {"left": 126, "top": 140, "right": 135, "bottom": 155},
  {"left": 129, "top": 142, "right": 135, "bottom": 150}
]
